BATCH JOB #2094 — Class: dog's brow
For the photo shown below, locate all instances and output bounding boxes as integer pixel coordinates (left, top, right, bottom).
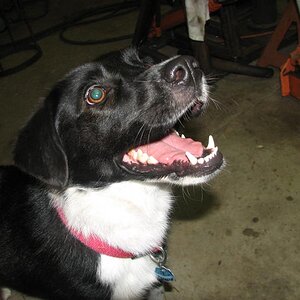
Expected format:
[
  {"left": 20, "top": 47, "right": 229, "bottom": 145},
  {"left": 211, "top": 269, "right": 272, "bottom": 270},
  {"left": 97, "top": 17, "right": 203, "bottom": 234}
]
[
  {"left": 121, "top": 48, "right": 140, "bottom": 63},
  {"left": 101, "top": 65, "right": 122, "bottom": 79},
  {"left": 99, "top": 65, "right": 111, "bottom": 78}
]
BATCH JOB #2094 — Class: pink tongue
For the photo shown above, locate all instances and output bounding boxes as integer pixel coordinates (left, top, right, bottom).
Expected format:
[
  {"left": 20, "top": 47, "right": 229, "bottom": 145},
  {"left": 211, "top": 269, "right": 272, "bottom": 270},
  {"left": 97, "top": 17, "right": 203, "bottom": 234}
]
[{"left": 137, "top": 132, "right": 203, "bottom": 164}]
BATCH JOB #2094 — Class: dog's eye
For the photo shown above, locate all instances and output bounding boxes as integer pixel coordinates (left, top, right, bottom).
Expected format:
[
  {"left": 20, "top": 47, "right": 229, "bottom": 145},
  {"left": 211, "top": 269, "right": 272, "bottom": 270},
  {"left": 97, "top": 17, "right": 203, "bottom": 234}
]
[{"left": 85, "top": 85, "right": 107, "bottom": 105}]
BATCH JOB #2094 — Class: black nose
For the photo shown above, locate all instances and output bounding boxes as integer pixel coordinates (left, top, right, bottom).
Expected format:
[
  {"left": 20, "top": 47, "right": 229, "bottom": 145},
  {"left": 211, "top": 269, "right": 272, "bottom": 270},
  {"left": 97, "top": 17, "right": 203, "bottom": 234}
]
[{"left": 163, "top": 56, "right": 200, "bottom": 84}]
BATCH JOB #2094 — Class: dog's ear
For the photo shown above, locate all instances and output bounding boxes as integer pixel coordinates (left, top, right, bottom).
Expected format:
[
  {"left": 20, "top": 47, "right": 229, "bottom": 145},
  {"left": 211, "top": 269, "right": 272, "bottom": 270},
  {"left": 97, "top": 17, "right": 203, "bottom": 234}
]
[{"left": 14, "top": 92, "right": 68, "bottom": 187}]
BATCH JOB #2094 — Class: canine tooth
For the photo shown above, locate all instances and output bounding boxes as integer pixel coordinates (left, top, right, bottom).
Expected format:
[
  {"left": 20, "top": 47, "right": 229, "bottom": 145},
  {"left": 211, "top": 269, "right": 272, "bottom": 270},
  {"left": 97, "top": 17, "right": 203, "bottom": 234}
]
[
  {"left": 207, "top": 135, "right": 215, "bottom": 149},
  {"left": 147, "top": 156, "right": 158, "bottom": 164},
  {"left": 181, "top": 134, "right": 186, "bottom": 139},
  {"left": 198, "top": 157, "right": 204, "bottom": 164},
  {"left": 185, "top": 152, "right": 197, "bottom": 165}
]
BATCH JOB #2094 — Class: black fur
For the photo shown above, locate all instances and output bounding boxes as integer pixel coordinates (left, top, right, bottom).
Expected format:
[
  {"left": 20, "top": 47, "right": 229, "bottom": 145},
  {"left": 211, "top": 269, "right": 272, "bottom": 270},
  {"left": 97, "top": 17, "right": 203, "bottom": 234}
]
[
  {"left": 0, "top": 166, "right": 111, "bottom": 299},
  {"left": 0, "top": 49, "right": 208, "bottom": 299}
]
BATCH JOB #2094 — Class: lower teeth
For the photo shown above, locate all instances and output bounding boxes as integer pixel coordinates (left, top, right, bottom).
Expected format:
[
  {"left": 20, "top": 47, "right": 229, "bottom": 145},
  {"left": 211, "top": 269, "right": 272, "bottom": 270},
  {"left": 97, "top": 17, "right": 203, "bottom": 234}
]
[{"left": 185, "top": 147, "right": 218, "bottom": 165}]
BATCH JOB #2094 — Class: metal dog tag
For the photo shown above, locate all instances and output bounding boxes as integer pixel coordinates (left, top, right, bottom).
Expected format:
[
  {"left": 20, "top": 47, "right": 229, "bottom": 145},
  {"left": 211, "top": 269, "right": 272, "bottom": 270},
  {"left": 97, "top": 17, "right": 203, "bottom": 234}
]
[
  {"left": 150, "top": 247, "right": 175, "bottom": 282},
  {"left": 155, "top": 266, "right": 175, "bottom": 281}
]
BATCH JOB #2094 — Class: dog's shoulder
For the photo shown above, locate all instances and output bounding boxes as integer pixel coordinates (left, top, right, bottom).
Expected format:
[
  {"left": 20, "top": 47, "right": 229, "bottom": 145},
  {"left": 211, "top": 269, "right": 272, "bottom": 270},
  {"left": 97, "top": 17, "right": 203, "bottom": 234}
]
[
  {"left": 0, "top": 166, "right": 47, "bottom": 234},
  {"left": 0, "top": 166, "right": 36, "bottom": 204}
]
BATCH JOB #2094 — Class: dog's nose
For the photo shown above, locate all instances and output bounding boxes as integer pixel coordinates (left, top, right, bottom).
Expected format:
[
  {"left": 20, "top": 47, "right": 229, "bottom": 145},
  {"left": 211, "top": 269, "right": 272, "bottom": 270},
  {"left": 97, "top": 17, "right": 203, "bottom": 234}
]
[{"left": 163, "top": 56, "right": 200, "bottom": 84}]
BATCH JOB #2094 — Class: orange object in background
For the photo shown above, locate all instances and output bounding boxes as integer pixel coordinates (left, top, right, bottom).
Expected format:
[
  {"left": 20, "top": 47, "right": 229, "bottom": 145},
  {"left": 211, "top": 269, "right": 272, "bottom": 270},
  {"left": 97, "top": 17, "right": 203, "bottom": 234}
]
[
  {"left": 208, "top": 0, "right": 222, "bottom": 13},
  {"left": 280, "top": 46, "right": 300, "bottom": 100}
]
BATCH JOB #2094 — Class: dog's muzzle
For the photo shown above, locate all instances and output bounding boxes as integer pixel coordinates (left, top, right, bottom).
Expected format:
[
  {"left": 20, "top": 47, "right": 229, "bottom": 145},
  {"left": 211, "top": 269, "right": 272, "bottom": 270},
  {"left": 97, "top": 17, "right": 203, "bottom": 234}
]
[
  {"left": 161, "top": 55, "right": 206, "bottom": 117},
  {"left": 163, "top": 55, "right": 201, "bottom": 86},
  {"left": 118, "top": 55, "right": 223, "bottom": 182}
]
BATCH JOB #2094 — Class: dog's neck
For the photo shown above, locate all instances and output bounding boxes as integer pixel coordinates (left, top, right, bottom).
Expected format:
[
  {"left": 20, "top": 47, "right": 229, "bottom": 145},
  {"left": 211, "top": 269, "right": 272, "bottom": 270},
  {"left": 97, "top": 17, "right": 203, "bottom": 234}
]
[
  {"left": 56, "top": 207, "right": 137, "bottom": 258},
  {"left": 51, "top": 181, "right": 174, "bottom": 255}
]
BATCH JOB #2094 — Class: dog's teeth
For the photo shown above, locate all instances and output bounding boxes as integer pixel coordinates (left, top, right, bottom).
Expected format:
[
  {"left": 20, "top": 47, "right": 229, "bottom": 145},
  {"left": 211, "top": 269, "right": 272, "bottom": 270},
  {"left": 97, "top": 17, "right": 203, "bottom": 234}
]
[
  {"left": 181, "top": 134, "right": 186, "bottom": 139},
  {"left": 204, "top": 156, "right": 210, "bottom": 162},
  {"left": 172, "top": 129, "right": 179, "bottom": 136},
  {"left": 207, "top": 135, "right": 215, "bottom": 149},
  {"left": 198, "top": 157, "right": 204, "bottom": 164},
  {"left": 133, "top": 152, "right": 138, "bottom": 160},
  {"left": 211, "top": 147, "right": 218, "bottom": 157},
  {"left": 185, "top": 152, "right": 197, "bottom": 165},
  {"left": 128, "top": 149, "right": 138, "bottom": 160},
  {"left": 147, "top": 156, "right": 158, "bottom": 164},
  {"left": 137, "top": 149, "right": 146, "bottom": 163},
  {"left": 210, "top": 146, "right": 217, "bottom": 156},
  {"left": 206, "top": 152, "right": 214, "bottom": 162},
  {"left": 138, "top": 152, "right": 149, "bottom": 164},
  {"left": 137, "top": 149, "right": 143, "bottom": 158},
  {"left": 142, "top": 154, "right": 149, "bottom": 163},
  {"left": 198, "top": 147, "right": 218, "bottom": 164}
]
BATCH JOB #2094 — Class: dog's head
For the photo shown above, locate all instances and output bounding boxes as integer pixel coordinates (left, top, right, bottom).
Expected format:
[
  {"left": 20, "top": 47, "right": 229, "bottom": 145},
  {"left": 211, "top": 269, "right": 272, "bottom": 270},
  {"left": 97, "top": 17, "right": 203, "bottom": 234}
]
[{"left": 14, "top": 48, "right": 223, "bottom": 188}]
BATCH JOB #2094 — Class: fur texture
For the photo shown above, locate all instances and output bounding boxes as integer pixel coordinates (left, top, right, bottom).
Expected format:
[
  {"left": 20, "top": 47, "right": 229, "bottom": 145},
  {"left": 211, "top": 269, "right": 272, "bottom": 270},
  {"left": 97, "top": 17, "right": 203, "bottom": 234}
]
[{"left": 0, "top": 48, "right": 223, "bottom": 299}]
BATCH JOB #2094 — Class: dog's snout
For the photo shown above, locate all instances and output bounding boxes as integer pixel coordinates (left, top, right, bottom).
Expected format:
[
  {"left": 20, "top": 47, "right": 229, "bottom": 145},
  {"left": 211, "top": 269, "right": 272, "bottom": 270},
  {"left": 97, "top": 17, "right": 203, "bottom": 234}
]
[{"left": 163, "top": 56, "right": 200, "bottom": 84}]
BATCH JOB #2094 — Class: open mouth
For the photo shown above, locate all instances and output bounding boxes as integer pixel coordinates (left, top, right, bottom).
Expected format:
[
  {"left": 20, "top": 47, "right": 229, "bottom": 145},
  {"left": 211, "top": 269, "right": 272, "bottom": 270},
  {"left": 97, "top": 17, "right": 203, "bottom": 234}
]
[
  {"left": 118, "top": 55, "right": 223, "bottom": 180},
  {"left": 120, "top": 130, "right": 223, "bottom": 179}
]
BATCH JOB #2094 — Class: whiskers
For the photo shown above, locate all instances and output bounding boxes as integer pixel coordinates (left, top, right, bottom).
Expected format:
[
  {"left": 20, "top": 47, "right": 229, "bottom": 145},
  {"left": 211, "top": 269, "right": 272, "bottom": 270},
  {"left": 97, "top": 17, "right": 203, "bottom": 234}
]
[
  {"left": 134, "top": 123, "right": 147, "bottom": 147},
  {"left": 209, "top": 94, "right": 227, "bottom": 111},
  {"left": 205, "top": 72, "right": 226, "bottom": 85},
  {"left": 132, "top": 112, "right": 159, "bottom": 148},
  {"left": 181, "top": 109, "right": 191, "bottom": 123}
]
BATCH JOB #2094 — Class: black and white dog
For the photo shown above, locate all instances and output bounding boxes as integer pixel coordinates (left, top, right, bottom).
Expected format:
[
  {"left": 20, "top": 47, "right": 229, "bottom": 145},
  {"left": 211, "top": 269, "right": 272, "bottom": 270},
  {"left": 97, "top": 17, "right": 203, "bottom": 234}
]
[{"left": 0, "top": 49, "right": 223, "bottom": 300}]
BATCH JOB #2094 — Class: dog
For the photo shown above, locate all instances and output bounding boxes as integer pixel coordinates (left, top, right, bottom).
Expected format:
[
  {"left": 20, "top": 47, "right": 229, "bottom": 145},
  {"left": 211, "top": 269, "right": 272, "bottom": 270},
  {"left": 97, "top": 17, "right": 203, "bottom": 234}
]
[{"left": 0, "top": 48, "right": 223, "bottom": 300}]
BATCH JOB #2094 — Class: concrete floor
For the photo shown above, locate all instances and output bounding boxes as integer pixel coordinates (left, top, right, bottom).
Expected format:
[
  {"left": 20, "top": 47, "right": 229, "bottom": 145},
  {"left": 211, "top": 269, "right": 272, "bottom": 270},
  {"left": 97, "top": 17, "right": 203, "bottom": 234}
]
[{"left": 1, "top": 1, "right": 300, "bottom": 299}]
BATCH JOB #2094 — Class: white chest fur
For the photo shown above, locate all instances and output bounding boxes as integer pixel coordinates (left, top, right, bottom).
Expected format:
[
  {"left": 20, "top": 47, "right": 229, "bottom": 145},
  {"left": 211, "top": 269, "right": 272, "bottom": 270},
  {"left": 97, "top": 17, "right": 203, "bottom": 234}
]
[
  {"left": 52, "top": 181, "right": 173, "bottom": 299},
  {"left": 99, "top": 254, "right": 158, "bottom": 299}
]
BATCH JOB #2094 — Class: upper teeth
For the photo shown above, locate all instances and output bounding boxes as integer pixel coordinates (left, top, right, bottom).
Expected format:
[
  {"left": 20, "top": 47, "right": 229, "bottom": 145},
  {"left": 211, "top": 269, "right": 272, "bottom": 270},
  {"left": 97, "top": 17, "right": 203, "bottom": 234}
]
[
  {"left": 173, "top": 131, "right": 187, "bottom": 139},
  {"left": 173, "top": 129, "right": 180, "bottom": 136},
  {"left": 128, "top": 149, "right": 159, "bottom": 165},
  {"left": 137, "top": 149, "right": 149, "bottom": 163},
  {"left": 147, "top": 156, "right": 159, "bottom": 164},
  {"left": 128, "top": 149, "right": 138, "bottom": 160},
  {"left": 207, "top": 135, "right": 215, "bottom": 149}
]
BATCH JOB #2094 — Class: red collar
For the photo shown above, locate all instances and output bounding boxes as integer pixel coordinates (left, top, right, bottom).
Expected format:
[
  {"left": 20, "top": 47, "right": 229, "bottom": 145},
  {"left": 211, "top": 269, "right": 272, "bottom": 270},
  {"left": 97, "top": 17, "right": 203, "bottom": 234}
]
[{"left": 56, "top": 208, "right": 135, "bottom": 258}]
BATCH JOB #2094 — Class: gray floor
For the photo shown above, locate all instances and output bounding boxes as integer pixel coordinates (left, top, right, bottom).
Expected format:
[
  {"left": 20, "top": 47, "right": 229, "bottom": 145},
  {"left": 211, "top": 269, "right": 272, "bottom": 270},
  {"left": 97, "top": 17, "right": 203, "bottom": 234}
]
[{"left": 1, "top": 1, "right": 300, "bottom": 299}]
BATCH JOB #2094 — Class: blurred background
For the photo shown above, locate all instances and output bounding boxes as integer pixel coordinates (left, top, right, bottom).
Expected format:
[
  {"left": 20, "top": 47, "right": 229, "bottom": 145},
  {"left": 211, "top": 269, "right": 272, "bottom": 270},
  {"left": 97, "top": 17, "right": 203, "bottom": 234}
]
[{"left": 0, "top": 0, "right": 300, "bottom": 299}]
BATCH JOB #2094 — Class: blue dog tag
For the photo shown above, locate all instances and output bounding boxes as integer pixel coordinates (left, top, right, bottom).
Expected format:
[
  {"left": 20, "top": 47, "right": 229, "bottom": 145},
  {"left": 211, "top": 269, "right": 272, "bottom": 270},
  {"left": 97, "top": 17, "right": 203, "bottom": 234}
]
[{"left": 155, "top": 266, "right": 175, "bottom": 281}]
